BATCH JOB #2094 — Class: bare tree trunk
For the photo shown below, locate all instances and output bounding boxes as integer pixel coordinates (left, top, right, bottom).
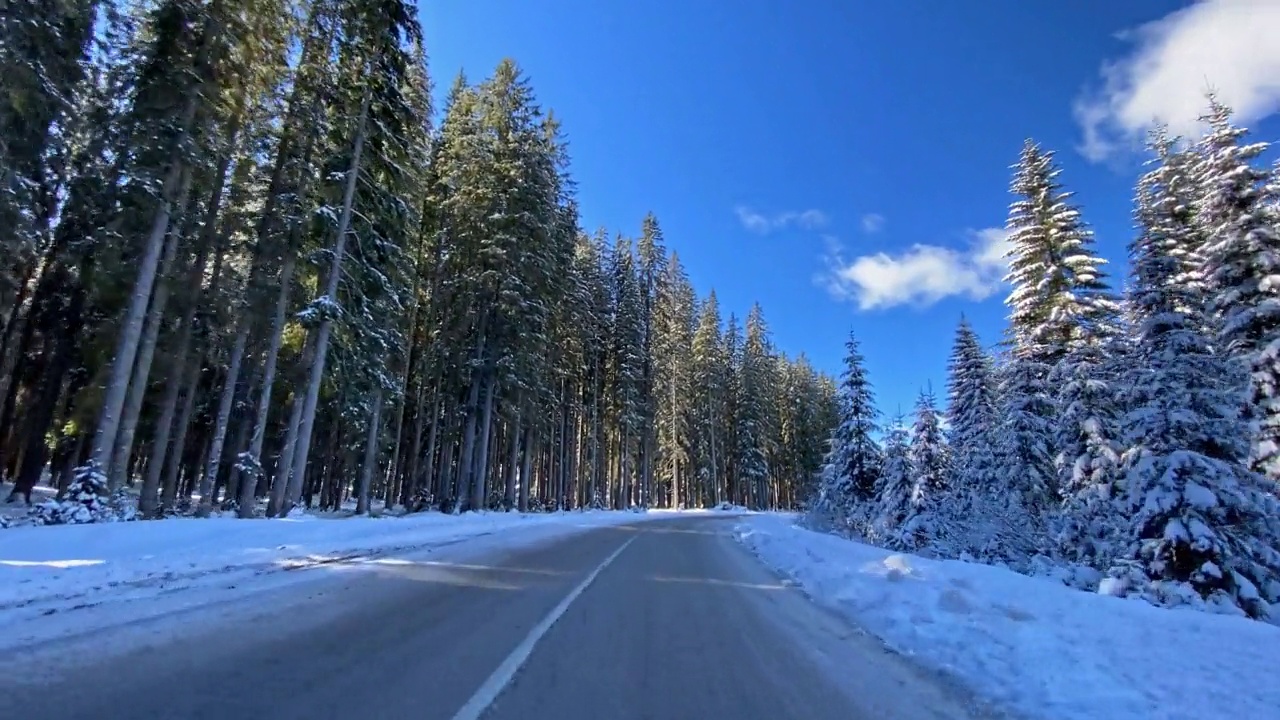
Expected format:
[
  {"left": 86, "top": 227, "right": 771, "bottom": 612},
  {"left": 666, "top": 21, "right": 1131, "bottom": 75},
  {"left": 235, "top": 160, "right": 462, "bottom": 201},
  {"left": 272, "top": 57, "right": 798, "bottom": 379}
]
[
  {"left": 556, "top": 382, "right": 569, "bottom": 510},
  {"left": 236, "top": 253, "right": 296, "bottom": 517},
  {"left": 383, "top": 259, "right": 423, "bottom": 509},
  {"left": 706, "top": 390, "right": 717, "bottom": 505},
  {"left": 470, "top": 373, "right": 497, "bottom": 510},
  {"left": 414, "top": 395, "right": 439, "bottom": 509},
  {"left": 160, "top": 359, "right": 201, "bottom": 511},
  {"left": 355, "top": 386, "right": 383, "bottom": 515},
  {"left": 503, "top": 408, "right": 520, "bottom": 510},
  {"left": 195, "top": 325, "right": 247, "bottom": 516},
  {"left": 268, "top": 377, "right": 308, "bottom": 517},
  {"left": 284, "top": 92, "right": 370, "bottom": 514},
  {"left": 438, "top": 430, "right": 455, "bottom": 511},
  {"left": 454, "top": 374, "right": 482, "bottom": 513},
  {"left": 138, "top": 321, "right": 192, "bottom": 516},
  {"left": 591, "top": 385, "right": 602, "bottom": 506},
  {"left": 669, "top": 378, "right": 679, "bottom": 509},
  {"left": 109, "top": 180, "right": 194, "bottom": 491},
  {"left": 220, "top": 412, "right": 251, "bottom": 506},
  {"left": 400, "top": 379, "right": 428, "bottom": 507},
  {"left": 89, "top": 165, "right": 193, "bottom": 479},
  {"left": 517, "top": 426, "right": 534, "bottom": 513}
]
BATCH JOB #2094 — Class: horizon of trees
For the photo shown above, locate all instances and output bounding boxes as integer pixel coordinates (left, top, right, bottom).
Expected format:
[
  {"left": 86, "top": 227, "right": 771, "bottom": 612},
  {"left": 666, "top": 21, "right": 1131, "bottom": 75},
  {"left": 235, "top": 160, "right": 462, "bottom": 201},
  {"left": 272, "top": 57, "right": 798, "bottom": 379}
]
[{"left": 0, "top": 0, "right": 838, "bottom": 525}]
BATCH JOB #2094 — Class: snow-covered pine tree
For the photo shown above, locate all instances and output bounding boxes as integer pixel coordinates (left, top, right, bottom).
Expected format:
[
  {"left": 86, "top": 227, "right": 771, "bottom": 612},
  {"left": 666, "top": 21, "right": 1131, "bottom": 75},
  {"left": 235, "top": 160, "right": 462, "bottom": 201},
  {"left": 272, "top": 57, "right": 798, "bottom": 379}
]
[
  {"left": 943, "top": 317, "right": 1020, "bottom": 557},
  {"left": 945, "top": 317, "right": 997, "bottom": 486},
  {"left": 1113, "top": 127, "right": 1280, "bottom": 619},
  {"left": 608, "top": 237, "right": 645, "bottom": 509},
  {"left": 899, "top": 386, "right": 949, "bottom": 550},
  {"left": 690, "top": 291, "right": 728, "bottom": 504},
  {"left": 869, "top": 411, "right": 912, "bottom": 547},
  {"left": 1049, "top": 337, "right": 1124, "bottom": 563},
  {"left": 1051, "top": 341, "right": 1124, "bottom": 568},
  {"left": 1194, "top": 99, "right": 1280, "bottom": 484},
  {"left": 653, "top": 252, "right": 695, "bottom": 508},
  {"left": 1056, "top": 130, "right": 1188, "bottom": 571},
  {"left": 736, "top": 304, "right": 774, "bottom": 509},
  {"left": 1004, "top": 140, "right": 1119, "bottom": 365},
  {"left": 812, "top": 330, "right": 881, "bottom": 535},
  {"left": 993, "top": 356, "right": 1055, "bottom": 521},
  {"left": 779, "top": 355, "right": 836, "bottom": 510},
  {"left": 997, "top": 140, "right": 1117, "bottom": 539},
  {"left": 722, "top": 313, "right": 744, "bottom": 504}
]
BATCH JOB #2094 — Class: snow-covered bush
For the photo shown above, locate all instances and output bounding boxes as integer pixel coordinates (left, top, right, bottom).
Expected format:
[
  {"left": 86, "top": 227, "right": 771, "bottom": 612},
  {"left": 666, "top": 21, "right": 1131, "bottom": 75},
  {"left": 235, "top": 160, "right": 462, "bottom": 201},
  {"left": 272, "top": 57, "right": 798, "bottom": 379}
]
[{"left": 29, "top": 463, "right": 136, "bottom": 525}]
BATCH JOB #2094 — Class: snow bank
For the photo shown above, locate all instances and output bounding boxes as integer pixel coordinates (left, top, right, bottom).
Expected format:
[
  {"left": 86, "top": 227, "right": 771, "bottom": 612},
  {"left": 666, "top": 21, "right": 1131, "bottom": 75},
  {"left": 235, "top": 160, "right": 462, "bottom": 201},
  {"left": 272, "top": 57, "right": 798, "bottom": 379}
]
[
  {"left": 0, "top": 510, "right": 662, "bottom": 619},
  {"left": 734, "top": 514, "right": 1280, "bottom": 720}
]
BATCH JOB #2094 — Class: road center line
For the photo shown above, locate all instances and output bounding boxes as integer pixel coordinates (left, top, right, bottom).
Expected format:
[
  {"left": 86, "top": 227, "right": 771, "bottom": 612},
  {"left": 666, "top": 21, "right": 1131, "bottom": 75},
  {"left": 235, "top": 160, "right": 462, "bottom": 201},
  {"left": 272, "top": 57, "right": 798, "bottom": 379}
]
[{"left": 449, "top": 533, "right": 639, "bottom": 720}]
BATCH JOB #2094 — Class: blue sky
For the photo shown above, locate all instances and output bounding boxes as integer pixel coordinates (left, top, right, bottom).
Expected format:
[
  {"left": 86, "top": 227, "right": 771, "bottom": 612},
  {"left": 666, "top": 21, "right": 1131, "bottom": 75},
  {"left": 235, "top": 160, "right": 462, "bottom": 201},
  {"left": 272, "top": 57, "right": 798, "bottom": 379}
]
[{"left": 421, "top": 0, "right": 1280, "bottom": 418}]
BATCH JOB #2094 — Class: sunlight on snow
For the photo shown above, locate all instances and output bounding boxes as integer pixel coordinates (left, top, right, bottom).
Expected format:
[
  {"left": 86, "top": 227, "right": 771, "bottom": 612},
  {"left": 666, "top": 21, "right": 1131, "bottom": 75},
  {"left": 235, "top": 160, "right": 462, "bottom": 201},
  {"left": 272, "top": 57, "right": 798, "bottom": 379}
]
[{"left": 0, "top": 559, "right": 106, "bottom": 569}]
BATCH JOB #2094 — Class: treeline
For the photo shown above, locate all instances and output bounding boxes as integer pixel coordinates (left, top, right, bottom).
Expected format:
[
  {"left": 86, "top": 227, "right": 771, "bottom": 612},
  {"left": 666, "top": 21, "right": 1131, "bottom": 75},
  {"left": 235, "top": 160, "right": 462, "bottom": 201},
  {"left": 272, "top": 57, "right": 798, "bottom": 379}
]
[
  {"left": 0, "top": 0, "right": 837, "bottom": 523},
  {"left": 812, "top": 102, "right": 1280, "bottom": 621}
]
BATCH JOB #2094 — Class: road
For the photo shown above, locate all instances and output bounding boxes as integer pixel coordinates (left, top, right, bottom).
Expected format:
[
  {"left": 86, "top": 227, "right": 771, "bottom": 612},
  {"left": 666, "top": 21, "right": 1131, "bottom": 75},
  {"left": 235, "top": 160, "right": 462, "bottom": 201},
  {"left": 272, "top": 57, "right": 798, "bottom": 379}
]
[{"left": 2, "top": 515, "right": 988, "bottom": 719}]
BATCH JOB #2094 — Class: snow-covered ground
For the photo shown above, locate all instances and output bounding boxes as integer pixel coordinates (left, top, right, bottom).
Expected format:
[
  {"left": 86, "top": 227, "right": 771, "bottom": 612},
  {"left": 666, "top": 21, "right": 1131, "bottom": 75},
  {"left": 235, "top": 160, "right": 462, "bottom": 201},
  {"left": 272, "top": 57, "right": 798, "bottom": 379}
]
[
  {"left": 0, "top": 508, "right": 670, "bottom": 636},
  {"left": 734, "top": 513, "right": 1280, "bottom": 720}
]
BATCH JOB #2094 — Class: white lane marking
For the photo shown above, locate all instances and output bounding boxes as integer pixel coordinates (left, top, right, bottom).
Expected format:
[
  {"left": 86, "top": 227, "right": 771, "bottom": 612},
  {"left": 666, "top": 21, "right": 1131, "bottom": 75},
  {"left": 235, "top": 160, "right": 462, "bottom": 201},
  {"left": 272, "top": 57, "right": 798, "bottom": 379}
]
[{"left": 449, "top": 534, "right": 639, "bottom": 720}]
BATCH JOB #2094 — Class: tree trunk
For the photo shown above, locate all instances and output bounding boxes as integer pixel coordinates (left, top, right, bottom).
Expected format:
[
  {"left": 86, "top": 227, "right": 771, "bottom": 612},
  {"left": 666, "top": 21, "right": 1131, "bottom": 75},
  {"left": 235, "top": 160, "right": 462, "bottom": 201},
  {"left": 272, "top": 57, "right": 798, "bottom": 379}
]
[
  {"left": 503, "top": 408, "right": 521, "bottom": 510},
  {"left": 355, "top": 387, "right": 384, "bottom": 515},
  {"left": 518, "top": 426, "right": 534, "bottom": 513},
  {"left": 284, "top": 92, "right": 370, "bottom": 514},
  {"left": 236, "top": 253, "right": 296, "bottom": 517},
  {"left": 160, "top": 359, "right": 201, "bottom": 511},
  {"left": 383, "top": 258, "right": 423, "bottom": 510},
  {"left": 470, "top": 373, "right": 497, "bottom": 511},
  {"left": 268, "top": 378, "right": 308, "bottom": 517},
  {"left": 139, "top": 336, "right": 189, "bottom": 517},
  {"left": 401, "top": 379, "right": 429, "bottom": 508},
  {"left": 109, "top": 188, "right": 193, "bottom": 491},
  {"left": 195, "top": 324, "right": 247, "bottom": 515},
  {"left": 415, "top": 395, "right": 440, "bottom": 509},
  {"left": 454, "top": 375, "right": 482, "bottom": 513}
]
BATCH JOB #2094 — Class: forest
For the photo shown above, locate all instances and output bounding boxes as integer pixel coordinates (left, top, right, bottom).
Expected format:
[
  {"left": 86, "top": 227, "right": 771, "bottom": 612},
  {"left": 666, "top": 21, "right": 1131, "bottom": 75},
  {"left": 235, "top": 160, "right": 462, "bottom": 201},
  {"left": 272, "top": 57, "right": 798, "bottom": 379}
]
[
  {"left": 0, "top": 0, "right": 838, "bottom": 524},
  {"left": 810, "top": 109, "right": 1280, "bottom": 621}
]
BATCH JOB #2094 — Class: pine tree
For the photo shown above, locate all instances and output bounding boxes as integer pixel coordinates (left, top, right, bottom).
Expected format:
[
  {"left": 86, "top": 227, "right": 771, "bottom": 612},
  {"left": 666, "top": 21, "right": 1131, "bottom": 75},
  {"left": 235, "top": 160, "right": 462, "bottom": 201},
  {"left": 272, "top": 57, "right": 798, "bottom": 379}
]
[
  {"left": 993, "top": 356, "right": 1056, "bottom": 520},
  {"left": 814, "top": 330, "right": 880, "bottom": 533},
  {"left": 653, "top": 252, "right": 695, "bottom": 508},
  {"left": 690, "top": 291, "right": 727, "bottom": 504},
  {"left": 996, "top": 140, "right": 1118, "bottom": 530},
  {"left": 1050, "top": 341, "right": 1123, "bottom": 520},
  {"left": 870, "top": 411, "right": 912, "bottom": 547},
  {"left": 1004, "top": 140, "right": 1119, "bottom": 366},
  {"left": 945, "top": 317, "right": 997, "bottom": 485},
  {"left": 1195, "top": 99, "right": 1280, "bottom": 483},
  {"left": 901, "top": 386, "right": 949, "bottom": 549},
  {"left": 1112, "top": 125, "right": 1280, "bottom": 619},
  {"left": 736, "top": 304, "right": 774, "bottom": 509}
]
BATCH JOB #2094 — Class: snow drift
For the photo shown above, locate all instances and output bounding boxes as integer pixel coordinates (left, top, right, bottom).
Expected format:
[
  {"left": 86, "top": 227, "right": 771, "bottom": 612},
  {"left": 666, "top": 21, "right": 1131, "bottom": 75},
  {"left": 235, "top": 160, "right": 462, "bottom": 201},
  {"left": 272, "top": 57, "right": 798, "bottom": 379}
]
[{"left": 735, "top": 514, "right": 1280, "bottom": 720}]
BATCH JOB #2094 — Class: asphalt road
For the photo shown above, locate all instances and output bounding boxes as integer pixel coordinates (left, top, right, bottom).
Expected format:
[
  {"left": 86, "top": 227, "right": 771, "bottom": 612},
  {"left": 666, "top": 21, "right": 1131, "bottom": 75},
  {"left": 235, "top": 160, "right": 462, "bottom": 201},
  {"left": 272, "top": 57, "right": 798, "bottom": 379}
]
[{"left": 2, "top": 515, "right": 988, "bottom": 719}]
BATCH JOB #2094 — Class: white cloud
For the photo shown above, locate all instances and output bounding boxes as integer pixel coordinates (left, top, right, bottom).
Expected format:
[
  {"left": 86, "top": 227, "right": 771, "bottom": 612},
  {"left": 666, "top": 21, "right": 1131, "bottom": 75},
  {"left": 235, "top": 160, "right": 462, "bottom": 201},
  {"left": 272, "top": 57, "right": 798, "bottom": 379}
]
[
  {"left": 860, "top": 213, "right": 886, "bottom": 234},
  {"left": 735, "top": 205, "right": 828, "bottom": 234},
  {"left": 1075, "top": 0, "right": 1280, "bottom": 162},
  {"left": 822, "top": 228, "right": 1011, "bottom": 311}
]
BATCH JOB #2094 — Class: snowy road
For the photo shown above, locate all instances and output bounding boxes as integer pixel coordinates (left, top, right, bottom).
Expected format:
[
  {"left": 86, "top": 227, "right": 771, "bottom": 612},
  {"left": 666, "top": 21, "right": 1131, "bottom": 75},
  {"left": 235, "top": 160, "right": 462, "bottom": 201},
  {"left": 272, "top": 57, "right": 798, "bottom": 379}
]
[{"left": 2, "top": 515, "right": 983, "bottom": 719}]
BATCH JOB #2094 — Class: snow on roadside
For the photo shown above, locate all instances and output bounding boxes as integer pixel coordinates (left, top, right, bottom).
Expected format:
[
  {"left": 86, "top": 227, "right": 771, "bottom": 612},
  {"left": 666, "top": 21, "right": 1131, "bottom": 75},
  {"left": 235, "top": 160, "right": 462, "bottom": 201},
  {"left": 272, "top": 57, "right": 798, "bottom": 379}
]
[
  {"left": 0, "top": 509, "right": 663, "bottom": 621},
  {"left": 734, "top": 514, "right": 1280, "bottom": 720}
]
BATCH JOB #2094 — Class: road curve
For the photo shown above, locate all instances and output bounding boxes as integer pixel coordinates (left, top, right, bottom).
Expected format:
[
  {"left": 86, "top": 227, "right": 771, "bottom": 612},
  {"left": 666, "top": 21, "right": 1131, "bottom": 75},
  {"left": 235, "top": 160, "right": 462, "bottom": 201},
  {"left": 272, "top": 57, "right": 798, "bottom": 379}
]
[{"left": 1, "top": 515, "right": 987, "bottom": 719}]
